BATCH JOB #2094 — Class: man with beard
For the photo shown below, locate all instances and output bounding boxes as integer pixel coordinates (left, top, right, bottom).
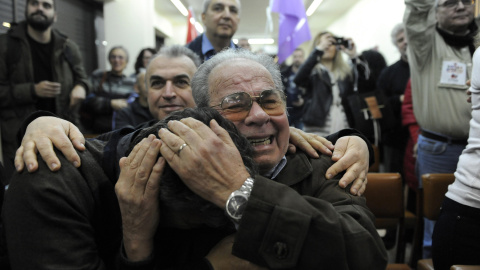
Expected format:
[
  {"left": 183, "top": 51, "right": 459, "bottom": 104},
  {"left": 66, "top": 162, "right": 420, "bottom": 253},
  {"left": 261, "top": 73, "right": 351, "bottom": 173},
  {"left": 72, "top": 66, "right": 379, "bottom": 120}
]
[
  {"left": 281, "top": 48, "right": 306, "bottom": 129},
  {"left": 404, "top": 0, "right": 475, "bottom": 259},
  {"left": 0, "top": 0, "right": 90, "bottom": 183},
  {"left": 187, "top": 0, "right": 240, "bottom": 62}
]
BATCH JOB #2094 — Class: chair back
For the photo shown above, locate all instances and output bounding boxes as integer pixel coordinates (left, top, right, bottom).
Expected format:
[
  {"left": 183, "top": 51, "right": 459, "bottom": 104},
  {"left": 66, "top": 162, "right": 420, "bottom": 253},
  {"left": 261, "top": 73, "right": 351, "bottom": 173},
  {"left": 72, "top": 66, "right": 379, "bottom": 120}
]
[
  {"left": 364, "top": 173, "right": 405, "bottom": 263},
  {"left": 422, "top": 173, "right": 455, "bottom": 220}
]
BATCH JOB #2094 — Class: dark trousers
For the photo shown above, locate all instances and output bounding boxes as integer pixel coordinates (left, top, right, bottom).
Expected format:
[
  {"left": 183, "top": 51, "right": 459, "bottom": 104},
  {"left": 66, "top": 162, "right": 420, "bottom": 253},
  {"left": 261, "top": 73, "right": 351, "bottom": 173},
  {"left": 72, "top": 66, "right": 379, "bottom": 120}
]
[{"left": 432, "top": 197, "right": 480, "bottom": 270}]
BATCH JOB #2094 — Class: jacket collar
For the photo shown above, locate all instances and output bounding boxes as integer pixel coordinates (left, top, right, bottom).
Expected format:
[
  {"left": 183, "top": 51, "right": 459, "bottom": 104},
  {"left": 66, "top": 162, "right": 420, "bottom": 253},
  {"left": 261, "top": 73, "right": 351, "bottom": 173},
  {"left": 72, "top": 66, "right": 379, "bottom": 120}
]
[{"left": 274, "top": 152, "right": 313, "bottom": 186}]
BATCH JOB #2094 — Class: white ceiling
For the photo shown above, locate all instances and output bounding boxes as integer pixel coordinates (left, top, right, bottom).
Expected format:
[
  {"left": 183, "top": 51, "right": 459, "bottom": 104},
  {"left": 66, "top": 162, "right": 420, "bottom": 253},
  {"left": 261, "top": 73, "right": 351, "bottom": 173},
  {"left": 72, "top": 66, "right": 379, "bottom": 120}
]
[{"left": 154, "top": 0, "right": 359, "bottom": 44}]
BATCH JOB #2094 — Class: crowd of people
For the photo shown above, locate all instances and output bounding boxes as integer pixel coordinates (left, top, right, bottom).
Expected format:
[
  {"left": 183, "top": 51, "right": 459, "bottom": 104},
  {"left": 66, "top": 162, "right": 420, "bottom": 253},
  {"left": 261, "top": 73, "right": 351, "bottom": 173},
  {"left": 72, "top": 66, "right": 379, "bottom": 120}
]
[{"left": 0, "top": 0, "right": 479, "bottom": 269}]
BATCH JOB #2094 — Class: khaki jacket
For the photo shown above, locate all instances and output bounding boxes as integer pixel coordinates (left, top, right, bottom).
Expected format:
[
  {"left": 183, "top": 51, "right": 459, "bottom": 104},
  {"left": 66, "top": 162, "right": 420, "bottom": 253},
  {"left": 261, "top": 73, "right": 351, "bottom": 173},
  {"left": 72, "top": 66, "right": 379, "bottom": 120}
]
[{"left": 404, "top": 0, "right": 472, "bottom": 138}]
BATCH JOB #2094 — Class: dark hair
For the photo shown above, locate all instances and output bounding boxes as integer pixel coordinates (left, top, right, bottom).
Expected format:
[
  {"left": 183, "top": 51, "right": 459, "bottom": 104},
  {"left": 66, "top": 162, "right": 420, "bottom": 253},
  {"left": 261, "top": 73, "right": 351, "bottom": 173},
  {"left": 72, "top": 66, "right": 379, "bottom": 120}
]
[
  {"left": 134, "top": 48, "right": 156, "bottom": 75},
  {"left": 360, "top": 49, "right": 387, "bottom": 83},
  {"left": 128, "top": 107, "right": 257, "bottom": 228}
]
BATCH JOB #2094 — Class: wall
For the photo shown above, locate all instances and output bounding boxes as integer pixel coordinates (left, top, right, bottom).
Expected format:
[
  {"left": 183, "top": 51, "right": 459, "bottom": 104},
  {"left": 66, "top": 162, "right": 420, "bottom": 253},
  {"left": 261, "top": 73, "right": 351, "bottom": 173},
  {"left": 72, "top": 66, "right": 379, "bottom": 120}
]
[
  {"left": 286, "top": 0, "right": 405, "bottom": 66},
  {"left": 326, "top": 0, "right": 406, "bottom": 65},
  {"left": 104, "top": 0, "right": 157, "bottom": 75}
]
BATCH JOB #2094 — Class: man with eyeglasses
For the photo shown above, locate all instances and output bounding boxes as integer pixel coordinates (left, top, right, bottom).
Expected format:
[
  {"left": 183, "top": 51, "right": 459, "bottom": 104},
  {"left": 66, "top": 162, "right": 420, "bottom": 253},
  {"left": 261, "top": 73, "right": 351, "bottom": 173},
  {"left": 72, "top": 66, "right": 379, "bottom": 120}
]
[
  {"left": 7, "top": 45, "right": 380, "bottom": 268},
  {"left": 0, "top": 0, "right": 90, "bottom": 184},
  {"left": 404, "top": 0, "right": 475, "bottom": 259},
  {"left": 153, "top": 48, "right": 387, "bottom": 269}
]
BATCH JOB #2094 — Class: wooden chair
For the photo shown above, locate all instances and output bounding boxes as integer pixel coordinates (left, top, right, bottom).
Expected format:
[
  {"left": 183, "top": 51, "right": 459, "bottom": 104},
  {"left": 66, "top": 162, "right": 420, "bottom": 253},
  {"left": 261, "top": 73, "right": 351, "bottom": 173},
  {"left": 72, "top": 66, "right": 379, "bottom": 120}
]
[
  {"left": 411, "top": 173, "right": 455, "bottom": 270},
  {"left": 386, "top": 264, "right": 411, "bottom": 270},
  {"left": 368, "top": 144, "right": 380, "bottom": 172},
  {"left": 364, "top": 173, "right": 406, "bottom": 263}
]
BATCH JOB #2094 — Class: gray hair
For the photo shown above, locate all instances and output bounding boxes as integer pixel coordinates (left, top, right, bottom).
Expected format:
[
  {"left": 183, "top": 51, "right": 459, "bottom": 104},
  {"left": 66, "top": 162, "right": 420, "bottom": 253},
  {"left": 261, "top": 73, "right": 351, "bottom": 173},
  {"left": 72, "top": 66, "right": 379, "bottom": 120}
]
[
  {"left": 191, "top": 48, "right": 283, "bottom": 107},
  {"left": 202, "top": 0, "right": 242, "bottom": 14},
  {"left": 391, "top": 23, "right": 405, "bottom": 45},
  {"left": 146, "top": 45, "right": 201, "bottom": 75},
  {"left": 144, "top": 45, "right": 201, "bottom": 90},
  {"left": 108, "top": 46, "right": 129, "bottom": 62}
]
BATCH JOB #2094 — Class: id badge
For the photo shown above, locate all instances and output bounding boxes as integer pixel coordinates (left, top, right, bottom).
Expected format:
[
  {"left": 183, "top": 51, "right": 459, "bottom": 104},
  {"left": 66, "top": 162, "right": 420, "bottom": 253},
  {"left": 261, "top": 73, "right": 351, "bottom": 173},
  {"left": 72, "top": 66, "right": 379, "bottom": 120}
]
[{"left": 440, "top": 61, "right": 467, "bottom": 86}]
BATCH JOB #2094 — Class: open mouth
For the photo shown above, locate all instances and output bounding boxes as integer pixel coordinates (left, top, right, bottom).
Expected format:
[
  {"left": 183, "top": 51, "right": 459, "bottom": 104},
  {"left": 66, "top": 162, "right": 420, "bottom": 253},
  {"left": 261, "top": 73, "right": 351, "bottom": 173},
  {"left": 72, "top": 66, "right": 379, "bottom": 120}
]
[{"left": 248, "top": 136, "right": 272, "bottom": 146}]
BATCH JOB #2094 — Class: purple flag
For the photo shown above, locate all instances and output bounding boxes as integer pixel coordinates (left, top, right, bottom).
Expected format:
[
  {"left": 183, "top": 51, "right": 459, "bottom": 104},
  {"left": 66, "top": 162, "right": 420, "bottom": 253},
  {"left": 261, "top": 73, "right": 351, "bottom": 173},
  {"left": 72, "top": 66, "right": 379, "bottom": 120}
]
[{"left": 270, "top": 0, "right": 311, "bottom": 64}]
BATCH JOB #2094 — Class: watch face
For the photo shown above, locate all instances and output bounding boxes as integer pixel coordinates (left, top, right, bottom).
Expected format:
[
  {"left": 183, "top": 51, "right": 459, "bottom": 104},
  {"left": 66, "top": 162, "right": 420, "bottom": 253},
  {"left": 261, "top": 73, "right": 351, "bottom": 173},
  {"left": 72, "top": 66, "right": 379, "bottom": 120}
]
[{"left": 227, "top": 195, "right": 248, "bottom": 219}]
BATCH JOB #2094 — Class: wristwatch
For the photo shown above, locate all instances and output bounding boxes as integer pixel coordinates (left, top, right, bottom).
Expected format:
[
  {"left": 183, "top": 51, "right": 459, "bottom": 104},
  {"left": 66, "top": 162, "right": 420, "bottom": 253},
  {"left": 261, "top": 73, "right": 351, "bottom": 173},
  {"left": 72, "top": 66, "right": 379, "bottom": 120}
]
[{"left": 225, "top": 177, "right": 255, "bottom": 222}]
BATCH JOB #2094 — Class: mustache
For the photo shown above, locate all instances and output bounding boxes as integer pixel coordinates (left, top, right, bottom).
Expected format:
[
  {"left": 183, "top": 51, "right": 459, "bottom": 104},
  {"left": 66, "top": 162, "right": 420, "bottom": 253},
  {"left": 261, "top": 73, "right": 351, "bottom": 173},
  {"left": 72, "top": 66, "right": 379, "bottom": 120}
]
[{"left": 30, "top": 11, "right": 47, "bottom": 18}]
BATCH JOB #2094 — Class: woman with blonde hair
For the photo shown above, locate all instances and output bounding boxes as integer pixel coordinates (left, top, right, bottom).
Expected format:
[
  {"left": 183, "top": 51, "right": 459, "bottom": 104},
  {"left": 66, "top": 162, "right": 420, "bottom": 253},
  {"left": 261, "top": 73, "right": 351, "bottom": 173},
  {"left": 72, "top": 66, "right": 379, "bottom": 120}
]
[{"left": 294, "top": 31, "right": 369, "bottom": 136}]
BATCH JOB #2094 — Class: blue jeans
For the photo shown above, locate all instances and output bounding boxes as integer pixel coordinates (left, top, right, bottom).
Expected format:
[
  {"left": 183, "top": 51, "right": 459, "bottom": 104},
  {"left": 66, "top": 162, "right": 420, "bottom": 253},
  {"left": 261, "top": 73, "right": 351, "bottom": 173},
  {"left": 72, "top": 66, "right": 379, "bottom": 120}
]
[{"left": 416, "top": 134, "right": 465, "bottom": 258}]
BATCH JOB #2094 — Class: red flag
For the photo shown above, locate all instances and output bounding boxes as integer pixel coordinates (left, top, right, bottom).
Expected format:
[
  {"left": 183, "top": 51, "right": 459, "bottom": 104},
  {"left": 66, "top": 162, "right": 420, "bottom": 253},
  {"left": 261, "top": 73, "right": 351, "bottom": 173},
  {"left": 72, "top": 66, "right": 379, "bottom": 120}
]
[{"left": 186, "top": 8, "right": 198, "bottom": 44}]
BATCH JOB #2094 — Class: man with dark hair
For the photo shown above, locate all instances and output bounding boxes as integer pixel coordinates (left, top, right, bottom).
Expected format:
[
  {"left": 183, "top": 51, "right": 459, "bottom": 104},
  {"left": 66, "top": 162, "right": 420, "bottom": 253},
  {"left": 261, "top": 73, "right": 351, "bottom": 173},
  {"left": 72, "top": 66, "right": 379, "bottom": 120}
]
[
  {"left": 187, "top": 0, "right": 240, "bottom": 62},
  {"left": 0, "top": 0, "right": 90, "bottom": 183}
]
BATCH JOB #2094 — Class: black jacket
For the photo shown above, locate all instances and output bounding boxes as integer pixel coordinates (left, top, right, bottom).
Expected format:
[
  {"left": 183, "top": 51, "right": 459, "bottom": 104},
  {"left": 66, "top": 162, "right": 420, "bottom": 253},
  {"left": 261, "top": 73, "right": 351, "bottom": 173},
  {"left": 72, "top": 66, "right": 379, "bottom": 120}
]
[{"left": 294, "top": 49, "right": 370, "bottom": 128}]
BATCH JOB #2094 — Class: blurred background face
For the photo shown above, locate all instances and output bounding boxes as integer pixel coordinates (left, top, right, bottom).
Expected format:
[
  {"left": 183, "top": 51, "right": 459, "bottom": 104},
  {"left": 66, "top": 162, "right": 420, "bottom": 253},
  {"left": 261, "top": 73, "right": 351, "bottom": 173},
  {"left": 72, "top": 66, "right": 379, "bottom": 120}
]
[
  {"left": 142, "top": 50, "right": 154, "bottom": 69},
  {"left": 202, "top": 0, "right": 240, "bottom": 39},
  {"left": 237, "top": 38, "right": 251, "bottom": 51},
  {"left": 26, "top": 0, "right": 56, "bottom": 31},
  {"left": 394, "top": 30, "right": 408, "bottom": 60},
  {"left": 436, "top": 0, "right": 474, "bottom": 33},
  {"left": 317, "top": 33, "right": 337, "bottom": 61},
  {"left": 109, "top": 48, "right": 128, "bottom": 75},
  {"left": 292, "top": 49, "right": 305, "bottom": 68}
]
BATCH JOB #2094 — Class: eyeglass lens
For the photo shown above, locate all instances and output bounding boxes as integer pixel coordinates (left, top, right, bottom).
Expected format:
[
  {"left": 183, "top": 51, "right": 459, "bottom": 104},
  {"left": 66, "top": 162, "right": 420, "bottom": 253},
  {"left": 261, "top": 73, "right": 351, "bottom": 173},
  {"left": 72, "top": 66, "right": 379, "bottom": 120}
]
[
  {"left": 442, "top": 0, "right": 475, "bottom": 7},
  {"left": 220, "top": 90, "right": 285, "bottom": 121}
]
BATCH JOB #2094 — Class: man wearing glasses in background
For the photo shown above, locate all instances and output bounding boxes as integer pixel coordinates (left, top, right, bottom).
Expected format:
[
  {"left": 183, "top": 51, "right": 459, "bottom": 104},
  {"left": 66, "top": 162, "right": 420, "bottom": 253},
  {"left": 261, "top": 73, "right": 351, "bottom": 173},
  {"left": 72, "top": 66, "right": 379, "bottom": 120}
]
[{"left": 404, "top": 0, "right": 476, "bottom": 260}]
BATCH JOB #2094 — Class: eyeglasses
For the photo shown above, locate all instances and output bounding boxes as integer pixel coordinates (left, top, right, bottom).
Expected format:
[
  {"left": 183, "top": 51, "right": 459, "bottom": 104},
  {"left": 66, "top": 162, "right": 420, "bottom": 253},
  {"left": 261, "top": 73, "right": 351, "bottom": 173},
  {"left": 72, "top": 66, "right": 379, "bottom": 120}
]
[
  {"left": 438, "top": 0, "right": 475, "bottom": 8},
  {"left": 211, "top": 90, "right": 286, "bottom": 121}
]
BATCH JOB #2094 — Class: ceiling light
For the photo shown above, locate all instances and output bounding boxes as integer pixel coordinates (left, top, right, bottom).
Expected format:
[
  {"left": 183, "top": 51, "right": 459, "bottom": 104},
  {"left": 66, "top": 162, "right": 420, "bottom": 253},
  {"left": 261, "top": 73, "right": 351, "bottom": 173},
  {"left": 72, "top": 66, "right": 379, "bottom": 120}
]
[
  {"left": 170, "top": 0, "right": 188, "bottom": 16},
  {"left": 2, "top": 22, "right": 11, "bottom": 28},
  {"left": 306, "top": 0, "right": 324, "bottom": 16}
]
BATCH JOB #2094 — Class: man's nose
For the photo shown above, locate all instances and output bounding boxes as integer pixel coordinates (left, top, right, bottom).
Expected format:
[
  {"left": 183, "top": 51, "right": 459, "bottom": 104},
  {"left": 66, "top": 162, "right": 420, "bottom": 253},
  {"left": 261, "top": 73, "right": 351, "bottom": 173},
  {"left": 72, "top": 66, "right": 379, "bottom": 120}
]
[
  {"left": 222, "top": 8, "right": 232, "bottom": 18},
  {"left": 244, "top": 101, "right": 269, "bottom": 125},
  {"left": 162, "top": 81, "right": 176, "bottom": 99}
]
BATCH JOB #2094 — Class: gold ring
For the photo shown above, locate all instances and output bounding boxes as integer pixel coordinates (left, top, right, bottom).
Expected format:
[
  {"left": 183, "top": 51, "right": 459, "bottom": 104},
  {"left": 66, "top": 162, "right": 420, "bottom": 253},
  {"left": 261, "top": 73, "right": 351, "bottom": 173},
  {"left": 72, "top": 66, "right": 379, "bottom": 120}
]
[{"left": 177, "top": 143, "right": 187, "bottom": 155}]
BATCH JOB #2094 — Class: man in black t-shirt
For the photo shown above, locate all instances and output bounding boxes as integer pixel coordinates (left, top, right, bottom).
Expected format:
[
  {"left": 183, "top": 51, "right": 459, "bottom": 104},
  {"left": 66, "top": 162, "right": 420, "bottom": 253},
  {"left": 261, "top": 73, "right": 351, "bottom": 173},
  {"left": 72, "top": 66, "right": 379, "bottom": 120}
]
[{"left": 0, "top": 0, "right": 90, "bottom": 183}]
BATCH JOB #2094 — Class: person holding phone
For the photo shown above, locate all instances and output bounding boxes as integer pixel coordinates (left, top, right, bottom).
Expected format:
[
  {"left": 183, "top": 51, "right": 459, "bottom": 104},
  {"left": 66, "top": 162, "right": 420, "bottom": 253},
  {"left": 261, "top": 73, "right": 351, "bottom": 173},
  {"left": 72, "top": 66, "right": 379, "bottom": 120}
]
[{"left": 294, "top": 31, "right": 370, "bottom": 137}]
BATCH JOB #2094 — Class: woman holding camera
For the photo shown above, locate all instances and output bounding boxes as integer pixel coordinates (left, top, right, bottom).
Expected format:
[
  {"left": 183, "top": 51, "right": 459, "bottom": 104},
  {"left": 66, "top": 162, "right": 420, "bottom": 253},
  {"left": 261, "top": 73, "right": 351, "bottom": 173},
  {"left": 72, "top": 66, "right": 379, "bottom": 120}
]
[{"left": 294, "top": 31, "right": 370, "bottom": 136}]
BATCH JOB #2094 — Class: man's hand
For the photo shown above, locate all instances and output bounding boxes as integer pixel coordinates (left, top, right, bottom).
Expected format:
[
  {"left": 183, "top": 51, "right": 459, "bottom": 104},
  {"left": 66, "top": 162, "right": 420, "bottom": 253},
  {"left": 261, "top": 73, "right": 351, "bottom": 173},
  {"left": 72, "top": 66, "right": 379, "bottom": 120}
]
[
  {"left": 34, "top": 81, "right": 61, "bottom": 97},
  {"left": 15, "top": 117, "right": 85, "bottom": 172},
  {"left": 115, "top": 135, "right": 164, "bottom": 261},
  {"left": 111, "top": 98, "right": 129, "bottom": 111},
  {"left": 158, "top": 118, "right": 251, "bottom": 208},
  {"left": 288, "top": 127, "right": 334, "bottom": 157},
  {"left": 70, "top": 84, "right": 86, "bottom": 107},
  {"left": 325, "top": 136, "right": 369, "bottom": 196},
  {"left": 205, "top": 234, "right": 268, "bottom": 270}
]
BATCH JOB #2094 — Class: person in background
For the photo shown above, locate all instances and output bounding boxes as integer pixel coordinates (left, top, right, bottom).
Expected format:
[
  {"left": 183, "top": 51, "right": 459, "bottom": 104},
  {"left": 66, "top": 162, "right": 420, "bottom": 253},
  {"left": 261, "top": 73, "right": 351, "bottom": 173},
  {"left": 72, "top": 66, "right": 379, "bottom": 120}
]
[
  {"left": 187, "top": 0, "right": 240, "bottom": 62},
  {"left": 294, "top": 31, "right": 369, "bottom": 137},
  {"left": 281, "top": 47, "right": 305, "bottom": 129},
  {"left": 377, "top": 23, "right": 410, "bottom": 177},
  {"left": 431, "top": 39, "right": 480, "bottom": 270},
  {"left": 0, "top": 0, "right": 90, "bottom": 183},
  {"left": 404, "top": 0, "right": 475, "bottom": 258},
  {"left": 113, "top": 70, "right": 154, "bottom": 129},
  {"left": 82, "top": 46, "right": 136, "bottom": 134},
  {"left": 237, "top": 37, "right": 251, "bottom": 51},
  {"left": 131, "top": 47, "right": 156, "bottom": 77}
]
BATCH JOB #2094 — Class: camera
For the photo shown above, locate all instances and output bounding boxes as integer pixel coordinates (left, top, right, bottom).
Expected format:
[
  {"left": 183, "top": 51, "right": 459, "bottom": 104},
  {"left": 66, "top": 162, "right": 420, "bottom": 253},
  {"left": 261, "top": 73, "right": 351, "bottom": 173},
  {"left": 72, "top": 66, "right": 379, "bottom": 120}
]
[{"left": 334, "top": 37, "right": 352, "bottom": 50}]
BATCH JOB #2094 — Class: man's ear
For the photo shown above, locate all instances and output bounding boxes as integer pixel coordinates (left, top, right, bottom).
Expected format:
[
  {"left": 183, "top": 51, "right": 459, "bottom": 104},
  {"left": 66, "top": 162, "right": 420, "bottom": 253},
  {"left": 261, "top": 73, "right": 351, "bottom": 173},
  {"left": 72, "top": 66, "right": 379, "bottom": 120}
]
[
  {"left": 201, "top": 13, "right": 206, "bottom": 24},
  {"left": 134, "top": 83, "right": 140, "bottom": 94}
]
